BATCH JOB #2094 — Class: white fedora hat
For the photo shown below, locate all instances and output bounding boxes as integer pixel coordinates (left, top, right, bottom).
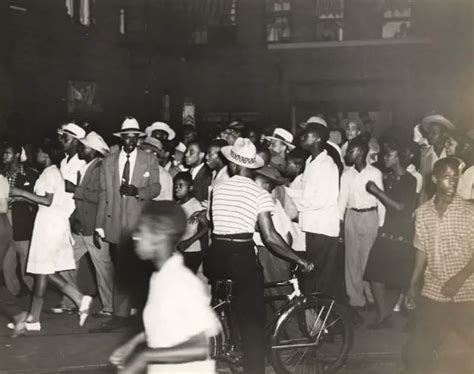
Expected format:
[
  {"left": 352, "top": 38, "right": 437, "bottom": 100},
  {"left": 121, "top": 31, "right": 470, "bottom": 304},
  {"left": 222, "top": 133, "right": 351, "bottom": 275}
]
[
  {"left": 57, "top": 123, "right": 86, "bottom": 139},
  {"left": 420, "top": 114, "right": 455, "bottom": 133},
  {"left": 79, "top": 131, "right": 110, "bottom": 155},
  {"left": 306, "top": 116, "right": 328, "bottom": 128},
  {"left": 175, "top": 142, "right": 187, "bottom": 153},
  {"left": 265, "top": 128, "right": 296, "bottom": 150},
  {"left": 221, "top": 137, "right": 264, "bottom": 169},
  {"left": 145, "top": 121, "right": 176, "bottom": 140},
  {"left": 142, "top": 136, "right": 163, "bottom": 153},
  {"left": 113, "top": 117, "right": 145, "bottom": 137}
]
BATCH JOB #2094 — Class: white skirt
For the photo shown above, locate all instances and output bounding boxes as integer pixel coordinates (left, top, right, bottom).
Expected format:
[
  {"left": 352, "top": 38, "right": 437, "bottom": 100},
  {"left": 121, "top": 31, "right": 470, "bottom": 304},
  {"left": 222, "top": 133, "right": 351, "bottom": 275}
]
[{"left": 27, "top": 207, "right": 75, "bottom": 275}]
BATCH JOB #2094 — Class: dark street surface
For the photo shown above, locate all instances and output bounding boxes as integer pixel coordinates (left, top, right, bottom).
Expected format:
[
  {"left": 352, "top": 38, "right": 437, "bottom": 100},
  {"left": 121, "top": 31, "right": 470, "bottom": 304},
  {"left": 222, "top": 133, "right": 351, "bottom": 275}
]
[{"left": 0, "top": 286, "right": 472, "bottom": 374}]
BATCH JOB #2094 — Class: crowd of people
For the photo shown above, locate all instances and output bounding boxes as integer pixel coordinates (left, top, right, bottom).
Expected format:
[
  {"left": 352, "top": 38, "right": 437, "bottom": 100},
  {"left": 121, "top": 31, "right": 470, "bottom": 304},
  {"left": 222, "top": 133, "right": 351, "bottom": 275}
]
[{"left": 0, "top": 113, "right": 473, "bottom": 373}]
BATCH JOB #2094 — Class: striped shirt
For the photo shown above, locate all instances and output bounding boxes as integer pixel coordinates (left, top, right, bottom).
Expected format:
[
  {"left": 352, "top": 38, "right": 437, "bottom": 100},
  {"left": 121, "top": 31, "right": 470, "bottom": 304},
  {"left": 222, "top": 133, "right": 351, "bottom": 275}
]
[{"left": 212, "top": 175, "right": 274, "bottom": 235}]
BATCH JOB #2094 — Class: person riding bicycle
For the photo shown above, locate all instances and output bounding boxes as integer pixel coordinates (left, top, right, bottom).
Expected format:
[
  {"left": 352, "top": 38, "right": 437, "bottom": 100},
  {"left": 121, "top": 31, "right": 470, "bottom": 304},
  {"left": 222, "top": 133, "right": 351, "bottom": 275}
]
[
  {"left": 204, "top": 138, "right": 314, "bottom": 374},
  {"left": 109, "top": 201, "right": 221, "bottom": 373}
]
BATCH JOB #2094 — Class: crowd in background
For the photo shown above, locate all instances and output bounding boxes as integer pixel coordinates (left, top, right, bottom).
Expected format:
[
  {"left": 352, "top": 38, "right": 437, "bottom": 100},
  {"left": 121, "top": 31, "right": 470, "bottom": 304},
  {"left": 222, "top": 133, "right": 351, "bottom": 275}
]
[{"left": 0, "top": 112, "right": 473, "bottom": 373}]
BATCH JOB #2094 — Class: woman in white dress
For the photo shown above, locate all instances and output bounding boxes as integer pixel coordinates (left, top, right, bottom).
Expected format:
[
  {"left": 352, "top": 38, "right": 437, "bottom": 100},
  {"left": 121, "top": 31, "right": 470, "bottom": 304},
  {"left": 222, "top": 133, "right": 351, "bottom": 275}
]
[{"left": 8, "top": 139, "right": 92, "bottom": 336}]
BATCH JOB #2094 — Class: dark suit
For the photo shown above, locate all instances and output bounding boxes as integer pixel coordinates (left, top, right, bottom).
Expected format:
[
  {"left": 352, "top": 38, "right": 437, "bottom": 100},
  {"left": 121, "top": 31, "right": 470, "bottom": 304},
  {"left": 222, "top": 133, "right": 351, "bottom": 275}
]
[
  {"left": 61, "top": 158, "right": 115, "bottom": 311},
  {"left": 3, "top": 166, "right": 38, "bottom": 295},
  {"left": 11, "top": 167, "right": 38, "bottom": 241},
  {"left": 96, "top": 148, "right": 161, "bottom": 317},
  {"left": 192, "top": 163, "right": 212, "bottom": 202}
]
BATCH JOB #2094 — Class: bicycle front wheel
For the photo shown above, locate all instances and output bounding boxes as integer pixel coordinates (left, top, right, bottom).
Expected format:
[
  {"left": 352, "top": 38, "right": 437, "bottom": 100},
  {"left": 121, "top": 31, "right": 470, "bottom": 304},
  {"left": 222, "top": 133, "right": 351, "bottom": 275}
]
[{"left": 270, "top": 297, "right": 353, "bottom": 374}]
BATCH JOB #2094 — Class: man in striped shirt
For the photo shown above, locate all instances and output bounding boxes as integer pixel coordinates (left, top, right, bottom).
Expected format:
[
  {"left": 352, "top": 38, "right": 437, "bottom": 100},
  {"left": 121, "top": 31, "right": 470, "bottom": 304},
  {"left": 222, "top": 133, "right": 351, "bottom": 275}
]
[{"left": 204, "top": 138, "right": 312, "bottom": 374}]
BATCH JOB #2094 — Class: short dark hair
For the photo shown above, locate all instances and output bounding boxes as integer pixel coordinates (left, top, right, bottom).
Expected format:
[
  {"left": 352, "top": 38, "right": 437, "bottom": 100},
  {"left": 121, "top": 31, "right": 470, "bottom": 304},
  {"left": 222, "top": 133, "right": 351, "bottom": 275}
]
[
  {"left": 161, "top": 139, "right": 175, "bottom": 154},
  {"left": 305, "top": 123, "right": 329, "bottom": 144},
  {"left": 433, "top": 157, "right": 460, "bottom": 176},
  {"left": 287, "top": 147, "right": 309, "bottom": 163},
  {"left": 256, "top": 144, "right": 271, "bottom": 164},
  {"left": 348, "top": 135, "right": 369, "bottom": 158},
  {"left": 187, "top": 140, "right": 207, "bottom": 154},
  {"left": 3, "top": 141, "right": 22, "bottom": 155},
  {"left": 174, "top": 171, "right": 193, "bottom": 186},
  {"left": 209, "top": 139, "right": 228, "bottom": 149},
  {"left": 40, "top": 138, "right": 64, "bottom": 167},
  {"left": 140, "top": 201, "right": 187, "bottom": 242}
]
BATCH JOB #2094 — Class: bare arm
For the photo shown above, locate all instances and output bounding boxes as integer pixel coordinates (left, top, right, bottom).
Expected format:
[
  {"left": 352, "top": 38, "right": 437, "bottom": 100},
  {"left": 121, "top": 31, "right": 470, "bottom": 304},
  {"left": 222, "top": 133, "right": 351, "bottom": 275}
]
[
  {"left": 366, "top": 181, "right": 404, "bottom": 211},
  {"left": 11, "top": 187, "right": 53, "bottom": 207},
  {"left": 408, "top": 249, "right": 427, "bottom": 293},
  {"left": 177, "top": 215, "right": 209, "bottom": 252},
  {"left": 119, "top": 332, "right": 210, "bottom": 373},
  {"left": 258, "top": 211, "right": 308, "bottom": 268}
]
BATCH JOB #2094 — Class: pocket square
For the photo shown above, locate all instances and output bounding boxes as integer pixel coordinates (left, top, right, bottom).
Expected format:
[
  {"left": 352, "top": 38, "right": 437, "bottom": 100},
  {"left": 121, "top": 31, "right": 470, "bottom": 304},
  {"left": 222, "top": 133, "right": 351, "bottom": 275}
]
[
  {"left": 24, "top": 182, "right": 30, "bottom": 186},
  {"left": 143, "top": 171, "right": 150, "bottom": 178}
]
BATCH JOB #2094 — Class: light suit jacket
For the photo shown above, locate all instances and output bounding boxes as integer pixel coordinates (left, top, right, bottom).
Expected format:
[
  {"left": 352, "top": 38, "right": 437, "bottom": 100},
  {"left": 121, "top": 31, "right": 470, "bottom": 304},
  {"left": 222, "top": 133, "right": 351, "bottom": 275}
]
[{"left": 96, "top": 149, "right": 161, "bottom": 244}]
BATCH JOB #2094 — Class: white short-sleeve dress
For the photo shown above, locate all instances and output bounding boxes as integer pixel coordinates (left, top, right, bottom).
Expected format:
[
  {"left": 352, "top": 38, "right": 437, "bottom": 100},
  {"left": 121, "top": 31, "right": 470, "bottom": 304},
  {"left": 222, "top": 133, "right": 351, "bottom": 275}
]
[{"left": 27, "top": 165, "right": 76, "bottom": 275}]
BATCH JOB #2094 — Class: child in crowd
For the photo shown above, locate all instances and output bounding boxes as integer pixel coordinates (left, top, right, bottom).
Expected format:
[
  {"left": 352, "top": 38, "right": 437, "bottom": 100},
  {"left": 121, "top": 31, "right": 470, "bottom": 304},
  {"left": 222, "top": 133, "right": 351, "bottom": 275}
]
[
  {"left": 109, "top": 201, "right": 220, "bottom": 373},
  {"left": 173, "top": 172, "right": 209, "bottom": 274}
]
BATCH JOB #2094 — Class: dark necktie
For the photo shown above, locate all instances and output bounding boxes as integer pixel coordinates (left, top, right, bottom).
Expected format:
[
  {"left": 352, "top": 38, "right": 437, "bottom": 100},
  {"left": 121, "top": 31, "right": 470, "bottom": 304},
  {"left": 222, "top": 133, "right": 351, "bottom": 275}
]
[
  {"left": 122, "top": 154, "right": 130, "bottom": 185},
  {"left": 77, "top": 171, "right": 82, "bottom": 185}
]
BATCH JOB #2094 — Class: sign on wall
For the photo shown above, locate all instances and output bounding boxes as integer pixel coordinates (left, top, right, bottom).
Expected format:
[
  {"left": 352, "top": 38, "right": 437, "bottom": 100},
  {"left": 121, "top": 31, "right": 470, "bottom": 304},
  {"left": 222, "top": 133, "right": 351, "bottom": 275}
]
[{"left": 67, "top": 80, "right": 101, "bottom": 113}]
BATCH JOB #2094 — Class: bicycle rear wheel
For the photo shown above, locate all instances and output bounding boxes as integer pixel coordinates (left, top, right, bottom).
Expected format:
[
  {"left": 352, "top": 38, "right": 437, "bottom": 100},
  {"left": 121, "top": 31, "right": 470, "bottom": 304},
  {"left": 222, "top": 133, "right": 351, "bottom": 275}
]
[{"left": 270, "top": 297, "right": 353, "bottom": 374}]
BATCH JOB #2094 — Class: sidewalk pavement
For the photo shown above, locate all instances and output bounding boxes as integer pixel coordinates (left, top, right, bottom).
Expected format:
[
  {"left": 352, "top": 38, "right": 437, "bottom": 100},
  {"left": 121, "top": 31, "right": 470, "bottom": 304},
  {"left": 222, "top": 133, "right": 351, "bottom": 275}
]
[{"left": 0, "top": 286, "right": 472, "bottom": 373}]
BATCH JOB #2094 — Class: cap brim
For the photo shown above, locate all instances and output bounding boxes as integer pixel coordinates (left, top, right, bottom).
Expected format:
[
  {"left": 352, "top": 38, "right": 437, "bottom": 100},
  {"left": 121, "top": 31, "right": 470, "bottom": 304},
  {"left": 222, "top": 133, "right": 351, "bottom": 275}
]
[
  {"left": 79, "top": 139, "right": 109, "bottom": 155},
  {"left": 255, "top": 171, "right": 288, "bottom": 185},
  {"left": 57, "top": 129, "right": 82, "bottom": 140},
  {"left": 264, "top": 136, "right": 296, "bottom": 149},
  {"left": 221, "top": 146, "right": 265, "bottom": 169},
  {"left": 145, "top": 125, "right": 176, "bottom": 140},
  {"left": 420, "top": 117, "right": 455, "bottom": 132},
  {"left": 113, "top": 130, "right": 146, "bottom": 137}
]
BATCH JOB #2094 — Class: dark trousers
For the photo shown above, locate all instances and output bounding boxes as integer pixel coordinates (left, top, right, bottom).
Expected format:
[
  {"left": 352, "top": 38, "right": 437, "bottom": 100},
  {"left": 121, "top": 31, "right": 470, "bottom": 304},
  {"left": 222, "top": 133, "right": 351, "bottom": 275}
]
[
  {"left": 183, "top": 251, "right": 203, "bottom": 274},
  {"left": 403, "top": 296, "right": 474, "bottom": 372},
  {"left": 302, "top": 233, "right": 342, "bottom": 300},
  {"left": 110, "top": 235, "right": 153, "bottom": 318},
  {"left": 204, "top": 239, "right": 265, "bottom": 374}
]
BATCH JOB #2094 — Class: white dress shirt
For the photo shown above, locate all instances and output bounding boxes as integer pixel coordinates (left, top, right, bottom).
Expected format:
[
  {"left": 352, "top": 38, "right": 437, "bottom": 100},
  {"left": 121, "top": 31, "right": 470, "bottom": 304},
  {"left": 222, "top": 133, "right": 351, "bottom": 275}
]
[
  {"left": 286, "top": 150, "right": 340, "bottom": 237},
  {"left": 288, "top": 174, "right": 306, "bottom": 251},
  {"left": 144, "top": 254, "right": 220, "bottom": 373},
  {"left": 60, "top": 153, "right": 86, "bottom": 215},
  {"left": 118, "top": 148, "right": 137, "bottom": 184},
  {"left": 338, "top": 164, "right": 386, "bottom": 227},
  {"left": 458, "top": 165, "right": 474, "bottom": 200},
  {"left": 190, "top": 162, "right": 205, "bottom": 180},
  {"left": 406, "top": 164, "right": 423, "bottom": 194},
  {"left": 153, "top": 165, "right": 173, "bottom": 201}
]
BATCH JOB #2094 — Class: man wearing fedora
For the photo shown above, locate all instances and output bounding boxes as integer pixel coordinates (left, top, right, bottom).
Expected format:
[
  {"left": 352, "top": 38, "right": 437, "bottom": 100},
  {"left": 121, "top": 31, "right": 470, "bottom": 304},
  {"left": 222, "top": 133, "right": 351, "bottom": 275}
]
[
  {"left": 57, "top": 132, "right": 115, "bottom": 317},
  {"left": 265, "top": 128, "right": 295, "bottom": 173},
  {"left": 95, "top": 117, "right": 161, "bottom": 330},
  {"left": 205, "top": 137, "right": 313, "bottom": 374},
  {"left": 50, "top": 123, "right": 87, "bottom": 314},
  {"left": 419, "top": 114, "right": 453, "bottom": 202},
  {"left": 140, "top": 136, "right": 173, "bottom": 201},
  {"left": 144, "top": 121, "right": 176, "bottom": 143}
]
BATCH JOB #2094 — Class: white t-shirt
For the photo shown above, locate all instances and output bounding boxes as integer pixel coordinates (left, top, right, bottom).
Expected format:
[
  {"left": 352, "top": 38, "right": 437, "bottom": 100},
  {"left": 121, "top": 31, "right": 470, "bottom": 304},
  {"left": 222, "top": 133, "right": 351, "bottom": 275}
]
[
  {"left": 180, "top": 197, "right": 204, "bottom": 252},
  {"left": 143, "top": 254, "right": 221, "bottom": 373},
  {"left": 254, "top": 199, "right": 292, "bottom": 247}
]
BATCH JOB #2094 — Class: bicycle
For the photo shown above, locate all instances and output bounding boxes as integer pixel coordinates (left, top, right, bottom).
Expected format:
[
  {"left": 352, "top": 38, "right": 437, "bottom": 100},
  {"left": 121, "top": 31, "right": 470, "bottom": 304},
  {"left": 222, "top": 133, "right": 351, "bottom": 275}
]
[{"left": 210, "top": 268, "right": 354, "bottom": 373}]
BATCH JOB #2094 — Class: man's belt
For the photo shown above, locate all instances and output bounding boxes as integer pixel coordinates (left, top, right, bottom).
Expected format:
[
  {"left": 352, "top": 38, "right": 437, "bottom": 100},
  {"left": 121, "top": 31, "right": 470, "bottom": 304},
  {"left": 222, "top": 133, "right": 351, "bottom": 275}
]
[
  {"left": 212, "top": 233, "right": 253, "bottom": 243},
  {"left": 350, "top": 206, "right": 377, "bottom": 213}
]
